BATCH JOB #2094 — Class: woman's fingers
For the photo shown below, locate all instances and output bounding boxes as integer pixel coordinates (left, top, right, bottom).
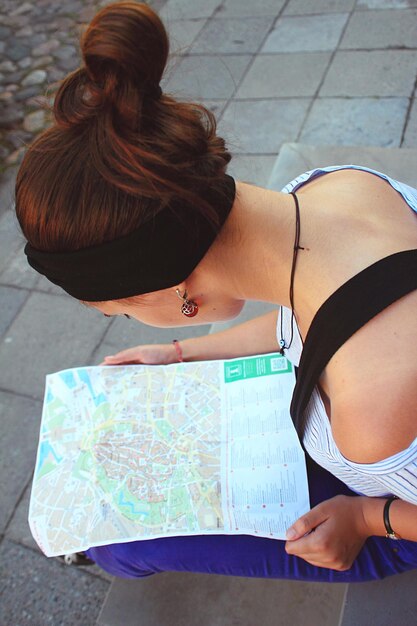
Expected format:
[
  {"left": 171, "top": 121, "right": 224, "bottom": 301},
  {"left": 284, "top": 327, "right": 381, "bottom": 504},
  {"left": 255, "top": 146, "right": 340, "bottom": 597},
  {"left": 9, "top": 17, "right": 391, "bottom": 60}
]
[
  {"left": 102, "top": 347, "right": 143, "bottom": 365},
  {"left": 286, "top": 502, "right": 328, "bottom": 541}
]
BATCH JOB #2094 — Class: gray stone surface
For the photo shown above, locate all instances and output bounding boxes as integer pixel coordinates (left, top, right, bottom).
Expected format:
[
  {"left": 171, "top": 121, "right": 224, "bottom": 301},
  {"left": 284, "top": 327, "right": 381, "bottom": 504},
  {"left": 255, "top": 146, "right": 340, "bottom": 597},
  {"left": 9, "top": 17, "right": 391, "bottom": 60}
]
[
  {"left": 357, "top": 0, "right": 417, "bottom": 8},
  {"left": 0, "top": 166, "right": 17, "bottom": 217},
  {"left": 98, "top": 572, "right": 347, "bottom": 626},
  {"left": 167, "top": 18, "right": 207, "bottom": 55},
  {"left": 0, "top": 245, "right": 41, "bottom": 288},
  {"left": 320, "top": 50, "right": 417, "bottom": 97},
  {"left": 202, "top": 99, "right": 228, "bottom": 117},
  {"left": 6, "top": 482, "right": 39, "bottom": 551},
  {"left": 403, "top": 99, "right": 417, "bottom": 148},
  {"left": 217, "top": 0, "right": 285, "bottom": 17},
  {"left": 340, "top": 8, "right": 417, "bottom": 49},
  {"left": 190, "top": 17, "right": 271, "bottom": 54},
  {"left": 228, "top": 155, "right": 278, "bottom": 187},
  {"left": 300, "top": 97, "right": 408, "bottom": 147},
  {"left": 268, "top": 143, "right": 417, "bottom": 191},
  {"left": 0, "top": 285, "right": 28, "bottom": 335},
  {"left": 0, "top": 540, "right": 109, "bottom": 626},
  {"left": 160, "top": 0, "right": 222, "bottom": 20},
  {"left": 0, "top": 391, "right": 41, "bottom": 532},
  {"left": 0, "top": 291, "right": 111, "bottom": 398},
  {"left": 220, "top": 98, "right": 311, "bottom": 154},
  {"left": 236, "top": 52, "right": 331, "bottom": 98},
  {"left": 163, "top": 54, "right": 252, "bottom": 99},
  {"left": 0, "top": 210, "right": 22, "bottom": 275},
  {"left": 6, "top": 481, "right": 114, "bottom": 583},
  {"left": 340, "top": 569, "right": 417, "bottom": 626},
  {"left": 262, "top": 13, "right": 349, "bottom": 53},
  {"left": 284, "top": 0, "right": 356, "bottom": 14}
]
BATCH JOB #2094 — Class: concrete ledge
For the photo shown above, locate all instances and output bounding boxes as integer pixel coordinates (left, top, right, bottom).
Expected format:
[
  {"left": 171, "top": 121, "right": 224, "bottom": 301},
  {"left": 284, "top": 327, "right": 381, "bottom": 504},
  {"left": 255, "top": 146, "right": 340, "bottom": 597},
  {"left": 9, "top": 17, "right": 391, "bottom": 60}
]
[
  {"left": 268, "top": 143, "right": 417, "bottom": 190},
  {"left": 98, "top": 571, "right": 347, "bottom": 626}
]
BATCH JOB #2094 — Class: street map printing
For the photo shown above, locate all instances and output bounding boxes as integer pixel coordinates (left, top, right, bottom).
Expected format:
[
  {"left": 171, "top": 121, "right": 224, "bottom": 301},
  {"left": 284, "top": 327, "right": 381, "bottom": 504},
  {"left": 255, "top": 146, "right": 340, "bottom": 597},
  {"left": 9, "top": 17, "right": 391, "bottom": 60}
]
[{"left": 29, "top": 353, "right": 310, "bottom": 556}]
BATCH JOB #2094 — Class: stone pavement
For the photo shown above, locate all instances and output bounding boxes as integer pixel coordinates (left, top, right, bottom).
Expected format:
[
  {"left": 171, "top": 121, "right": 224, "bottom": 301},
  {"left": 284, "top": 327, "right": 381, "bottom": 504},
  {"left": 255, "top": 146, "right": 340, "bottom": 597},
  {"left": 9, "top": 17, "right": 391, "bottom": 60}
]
[{"left": 1, "top": 0, "right": 417, "bottom": 624}]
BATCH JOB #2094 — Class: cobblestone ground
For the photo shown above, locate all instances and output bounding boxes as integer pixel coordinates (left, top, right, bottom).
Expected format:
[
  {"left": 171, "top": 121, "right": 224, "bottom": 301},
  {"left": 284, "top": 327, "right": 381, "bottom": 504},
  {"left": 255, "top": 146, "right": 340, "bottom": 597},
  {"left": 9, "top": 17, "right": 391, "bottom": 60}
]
[
  {"left": 0, "top": 0, "right": 100, "bottom": 170},
  {"left": 0, "top": 0, "right": 162, "bottom": 173}
]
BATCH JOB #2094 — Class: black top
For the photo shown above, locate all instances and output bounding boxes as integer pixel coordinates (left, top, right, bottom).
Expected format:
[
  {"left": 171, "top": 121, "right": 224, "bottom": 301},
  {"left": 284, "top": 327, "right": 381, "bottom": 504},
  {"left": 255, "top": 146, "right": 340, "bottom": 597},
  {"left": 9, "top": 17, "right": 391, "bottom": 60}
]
[{"left": 290, "top": 249, "right": 417, "bottom": 434}]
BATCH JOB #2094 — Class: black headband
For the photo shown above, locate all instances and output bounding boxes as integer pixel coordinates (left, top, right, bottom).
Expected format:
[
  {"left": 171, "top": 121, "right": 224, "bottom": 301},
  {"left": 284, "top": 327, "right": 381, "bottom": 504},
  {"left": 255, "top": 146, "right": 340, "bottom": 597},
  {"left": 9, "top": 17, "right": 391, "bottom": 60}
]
[{"left": 24, "top": 175, "right": 236, "bottom": 302}]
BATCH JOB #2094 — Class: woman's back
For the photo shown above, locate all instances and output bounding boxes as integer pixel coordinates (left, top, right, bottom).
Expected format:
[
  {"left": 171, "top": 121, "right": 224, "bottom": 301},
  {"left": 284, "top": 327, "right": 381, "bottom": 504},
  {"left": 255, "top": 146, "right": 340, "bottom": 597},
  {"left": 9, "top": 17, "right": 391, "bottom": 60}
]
[{"left": 283, "top": 168, "right": 417, "bottom": 464}]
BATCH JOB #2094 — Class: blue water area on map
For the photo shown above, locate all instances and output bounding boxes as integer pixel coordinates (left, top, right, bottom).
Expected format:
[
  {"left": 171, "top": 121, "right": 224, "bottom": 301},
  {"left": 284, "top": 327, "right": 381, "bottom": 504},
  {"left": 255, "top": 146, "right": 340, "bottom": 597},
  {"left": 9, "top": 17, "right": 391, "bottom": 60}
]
[
  {"left": 59, "top": 370, "right": 77, "bottom": 389},
  {"left": 78, "top": 369, "right": 107, "bottom": 407},
  {"left": 118, "top": 491, "right": 149, "bottom": 517},
  {"left": 46, "top": 388, "right": 54, "bottom": 403},
  {"left": 37, "top": 440, "right": 62, "bottom": 472}
]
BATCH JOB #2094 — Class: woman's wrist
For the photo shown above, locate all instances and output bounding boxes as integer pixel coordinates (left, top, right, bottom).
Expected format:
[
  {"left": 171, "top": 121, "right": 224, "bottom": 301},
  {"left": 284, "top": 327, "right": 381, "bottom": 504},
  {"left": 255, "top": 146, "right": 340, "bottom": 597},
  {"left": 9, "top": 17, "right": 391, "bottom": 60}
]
[{"left": 358, "top": 496, "right": 391, "bottom": 538}]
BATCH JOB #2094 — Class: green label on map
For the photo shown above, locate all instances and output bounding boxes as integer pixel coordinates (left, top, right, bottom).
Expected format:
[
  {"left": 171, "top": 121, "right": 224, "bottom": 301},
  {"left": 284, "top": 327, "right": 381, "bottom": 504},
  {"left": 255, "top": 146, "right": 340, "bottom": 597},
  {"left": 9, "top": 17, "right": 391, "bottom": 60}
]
[{"left": 224, "top": 353, "right": 292, "bottom": 383}]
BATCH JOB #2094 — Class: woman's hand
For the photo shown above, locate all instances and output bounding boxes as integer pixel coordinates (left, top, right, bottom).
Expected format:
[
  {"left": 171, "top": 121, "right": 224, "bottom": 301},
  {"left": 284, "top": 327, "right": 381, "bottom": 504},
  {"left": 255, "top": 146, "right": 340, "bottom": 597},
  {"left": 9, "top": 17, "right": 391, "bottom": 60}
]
[
  {"left": 285, "top": 495, "right": 369, "bottom": 571},
  {"left": 101, "top": 343, "right": 178, "bottom": 366}
]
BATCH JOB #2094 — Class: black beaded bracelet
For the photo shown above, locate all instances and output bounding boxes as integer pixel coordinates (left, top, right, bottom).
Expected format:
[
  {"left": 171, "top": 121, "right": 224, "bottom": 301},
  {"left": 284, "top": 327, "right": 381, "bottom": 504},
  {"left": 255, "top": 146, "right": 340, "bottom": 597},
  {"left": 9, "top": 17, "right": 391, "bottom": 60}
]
[{"left": 383, "top": 495, "right": 401, "bottom": 540}]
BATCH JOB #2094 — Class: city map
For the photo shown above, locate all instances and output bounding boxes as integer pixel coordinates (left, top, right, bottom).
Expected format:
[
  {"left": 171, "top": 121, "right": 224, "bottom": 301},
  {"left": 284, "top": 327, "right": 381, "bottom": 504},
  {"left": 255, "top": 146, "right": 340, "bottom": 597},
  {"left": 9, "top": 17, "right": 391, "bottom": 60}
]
[{"left": 29, "top": 354, "right": 310, "bottom": 557}]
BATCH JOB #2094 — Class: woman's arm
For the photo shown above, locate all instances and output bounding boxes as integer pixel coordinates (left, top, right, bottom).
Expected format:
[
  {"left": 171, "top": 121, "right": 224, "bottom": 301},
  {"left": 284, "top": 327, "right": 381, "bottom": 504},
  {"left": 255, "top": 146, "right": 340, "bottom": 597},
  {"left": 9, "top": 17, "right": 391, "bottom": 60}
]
[
  {"left": 103, "top": 310, "right": 280, "bottom": 365},
  {"left": 285, "top": 494, "right": 417, "bottom": 571},
  {"left": 362, "top": 495, "right": 417, "bottom": 542},
  {"left": 181, "top": 310, "right": 280, "bottom": 361}
]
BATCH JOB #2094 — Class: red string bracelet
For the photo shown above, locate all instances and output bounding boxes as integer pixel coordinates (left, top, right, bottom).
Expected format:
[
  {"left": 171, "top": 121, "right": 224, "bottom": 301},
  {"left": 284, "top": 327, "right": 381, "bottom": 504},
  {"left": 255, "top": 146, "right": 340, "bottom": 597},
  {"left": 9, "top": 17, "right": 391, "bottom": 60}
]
[{"left": 172, "top": 339, "right": 183, "bottom": 362}]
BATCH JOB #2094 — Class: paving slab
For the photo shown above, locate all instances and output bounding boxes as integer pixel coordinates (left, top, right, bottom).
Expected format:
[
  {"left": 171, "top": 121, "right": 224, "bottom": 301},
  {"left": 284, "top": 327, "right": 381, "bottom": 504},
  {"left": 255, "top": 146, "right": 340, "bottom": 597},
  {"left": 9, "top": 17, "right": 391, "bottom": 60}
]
[
  {"left": 6, "top": 480, "right": 114, "bottom": 583},
  {"left": 300, "top": 97, "right": 408, "bottom": 148},
  {"left": 0, "top": 209, "right": 23, "bottom": 275},
  {"left": 236, "top": 52, "right": 331, "bottom": 98},
  {"left": 163, "top": 54, "right": 252, "bottom": 100},
  {"left": 340, "top": 569, "right": 417, "bottom": 626},
  {"left": 403, "top": 99, "right": 417, "bottom": 148},
  {"left": 0, "top": 291, "right": 111, "bottom": 398},
  {"left": 0, "top": 284, "right": 28, "bottom": 336},
  {"left": 219, "top": 98, "right": 311, "bottom": 154},
  {"left": 268, "top": 143, "right": 417, "bottom": 191},
  {"left": 160, "top": 0, "right": 223, "bottom": 21},
  {"left": 0, "top": 390, "right": 41, "bottom": 533},
  {"left": 320, "top": 50, "right": 417, "bottom": 97},
  {"left": 98, "top": 572, "right": 347, "bottom": 626},
  {"left": 227, "top": 155, "right": 278, "bottom": 187},
  {"left": 261, "top": 13, "right": 349, "bottom": 53},
  {"left": 0, "top": 166, "right": 17, "bottom": 218},
  {"left": 284, "top": 0, "right": 356, "bottom": 14},
  {"left": 166, "top": 18, "right": 207, "bottom": 55},
  {"left": 0, "top": 539, "right": 109, "bottom": 626},
  {"left": 189, "top": 17, "right": 272, "bottom": 55},
  {"left": 357, "top": 0, "right": 417, "bottom": 8},
  {"left": 217, "top": 0, "right": 285, "bottom": 17},
  {"left": 202, "top": 99, "right": 228, "bottom": 118},
  {"left": 6, "top": 481, "right": 43, "bottom": 552},
  {"left": 340, "top": 8, "right": 417, "bottom": 49},
  {"left": 0, "top": 244, "right": 41, "bottom": 289}
]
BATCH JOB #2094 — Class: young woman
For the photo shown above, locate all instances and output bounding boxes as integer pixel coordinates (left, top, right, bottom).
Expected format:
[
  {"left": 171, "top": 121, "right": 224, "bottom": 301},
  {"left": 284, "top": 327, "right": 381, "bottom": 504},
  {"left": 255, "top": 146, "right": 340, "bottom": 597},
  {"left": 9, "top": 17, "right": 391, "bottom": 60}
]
[{"left": 16, "top": 2, "right": 417, "bottom": 581}]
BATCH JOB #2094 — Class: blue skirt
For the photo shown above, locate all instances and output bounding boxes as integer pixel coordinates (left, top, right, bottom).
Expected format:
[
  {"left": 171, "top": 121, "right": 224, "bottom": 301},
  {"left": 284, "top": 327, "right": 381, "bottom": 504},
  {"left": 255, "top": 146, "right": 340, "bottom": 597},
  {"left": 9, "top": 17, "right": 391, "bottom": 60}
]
[{"left": 86, "top": 456, "right": 417, "bottom": 581}]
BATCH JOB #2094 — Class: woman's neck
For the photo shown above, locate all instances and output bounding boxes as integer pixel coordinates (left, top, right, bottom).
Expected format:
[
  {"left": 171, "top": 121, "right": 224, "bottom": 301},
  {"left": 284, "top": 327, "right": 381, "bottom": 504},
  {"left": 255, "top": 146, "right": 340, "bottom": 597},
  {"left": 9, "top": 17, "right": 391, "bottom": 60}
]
[{"left": 206, "top": 181, "right": 298, "bottom": 307}]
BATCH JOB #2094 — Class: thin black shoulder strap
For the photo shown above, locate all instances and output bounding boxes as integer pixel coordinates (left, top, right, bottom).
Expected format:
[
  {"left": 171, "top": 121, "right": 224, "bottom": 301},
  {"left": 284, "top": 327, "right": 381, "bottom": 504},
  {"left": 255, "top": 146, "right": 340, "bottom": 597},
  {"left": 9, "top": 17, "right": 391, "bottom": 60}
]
[{"left": 290, "top": 249, "right": 417, "bottom": 433}]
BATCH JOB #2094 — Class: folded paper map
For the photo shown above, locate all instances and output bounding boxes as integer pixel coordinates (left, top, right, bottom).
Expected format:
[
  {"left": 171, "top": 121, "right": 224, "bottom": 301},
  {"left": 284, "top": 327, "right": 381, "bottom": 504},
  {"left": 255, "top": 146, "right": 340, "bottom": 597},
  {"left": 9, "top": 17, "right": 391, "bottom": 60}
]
[{"left": 29, "top": 353, "right": 310, "bottom": 556}]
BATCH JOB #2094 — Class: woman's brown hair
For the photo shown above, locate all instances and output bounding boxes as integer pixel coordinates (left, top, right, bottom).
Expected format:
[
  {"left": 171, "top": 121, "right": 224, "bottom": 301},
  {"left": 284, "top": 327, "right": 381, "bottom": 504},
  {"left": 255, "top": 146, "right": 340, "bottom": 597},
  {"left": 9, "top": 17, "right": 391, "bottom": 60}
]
[{"left": 15, "top": 1, "right": 231, "bottom": 253}]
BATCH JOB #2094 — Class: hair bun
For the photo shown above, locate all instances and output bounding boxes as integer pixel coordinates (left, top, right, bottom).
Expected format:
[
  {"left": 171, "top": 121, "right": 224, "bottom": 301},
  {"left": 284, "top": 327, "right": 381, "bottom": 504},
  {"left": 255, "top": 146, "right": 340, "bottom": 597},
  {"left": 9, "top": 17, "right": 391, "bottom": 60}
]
[{"left": 81, "top": 2, "right": 168, "bottom": 98}]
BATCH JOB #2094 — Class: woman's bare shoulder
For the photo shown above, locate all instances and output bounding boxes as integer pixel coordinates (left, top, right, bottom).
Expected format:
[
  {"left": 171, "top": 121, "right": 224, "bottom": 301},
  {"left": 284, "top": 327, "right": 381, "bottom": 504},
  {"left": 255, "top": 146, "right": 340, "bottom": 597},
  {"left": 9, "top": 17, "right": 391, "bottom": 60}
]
[{"left": 331, "top": 377, "right": 417, "bottom": 465}]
